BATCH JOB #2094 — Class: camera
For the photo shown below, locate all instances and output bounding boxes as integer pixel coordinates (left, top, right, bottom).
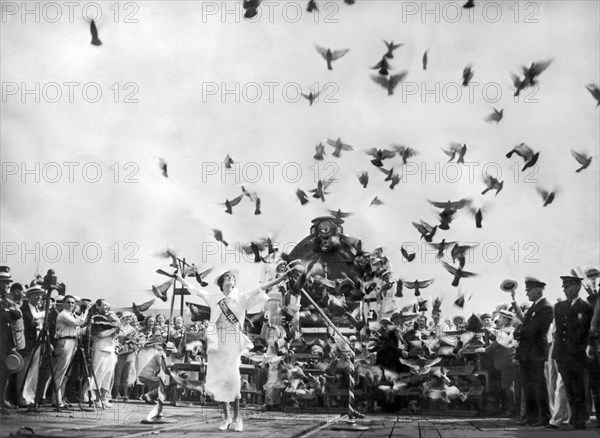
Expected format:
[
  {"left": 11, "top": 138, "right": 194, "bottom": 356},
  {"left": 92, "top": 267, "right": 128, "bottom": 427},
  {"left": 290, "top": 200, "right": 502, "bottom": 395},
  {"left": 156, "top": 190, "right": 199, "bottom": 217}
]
[{"left": 43, "top": 269, "right": 57, "bottom": 290}]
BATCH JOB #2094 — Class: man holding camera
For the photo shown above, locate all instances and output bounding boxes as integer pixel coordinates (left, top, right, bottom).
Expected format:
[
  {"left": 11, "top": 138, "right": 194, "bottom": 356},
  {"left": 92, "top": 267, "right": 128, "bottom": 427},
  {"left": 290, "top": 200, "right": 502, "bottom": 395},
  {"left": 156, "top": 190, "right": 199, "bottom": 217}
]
[{"left": 50, "top": 295, "right": 88, "bottom": 408}]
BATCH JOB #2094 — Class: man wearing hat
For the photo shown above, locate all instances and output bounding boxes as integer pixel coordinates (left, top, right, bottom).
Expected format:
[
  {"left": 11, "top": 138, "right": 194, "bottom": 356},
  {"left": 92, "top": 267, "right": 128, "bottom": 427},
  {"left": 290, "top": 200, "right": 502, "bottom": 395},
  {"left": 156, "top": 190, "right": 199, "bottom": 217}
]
[
  {"left": 50, "top": 295, "right": 88, "bottom": 408},
  {"left": 0, "top": 266, "right": 25, "bottom": 415},
  {"left": 513, "top": 278, "right": 553, "bottom": 427},
  {"left": 588, "top": 294, "right": 600, "bottom": 429},
  {"left": 32, "top": 294, "right": 64, "bottom": 405},
  {"left": 17, "top": 284, "right": 45, "bottom": 410},
  {"left": 476, "top": 309, "right": 519, "bottom": 417},
  {"left": 552, "top": 275, "right": 593, "bottom": 429}
]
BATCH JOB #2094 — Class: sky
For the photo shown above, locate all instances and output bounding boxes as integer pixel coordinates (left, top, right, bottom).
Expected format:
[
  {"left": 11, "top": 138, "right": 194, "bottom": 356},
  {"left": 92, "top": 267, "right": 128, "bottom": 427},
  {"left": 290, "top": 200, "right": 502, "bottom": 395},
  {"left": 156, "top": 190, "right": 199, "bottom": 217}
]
[{"left": 1, "top": 0, "right": 599, "bottom": 318}]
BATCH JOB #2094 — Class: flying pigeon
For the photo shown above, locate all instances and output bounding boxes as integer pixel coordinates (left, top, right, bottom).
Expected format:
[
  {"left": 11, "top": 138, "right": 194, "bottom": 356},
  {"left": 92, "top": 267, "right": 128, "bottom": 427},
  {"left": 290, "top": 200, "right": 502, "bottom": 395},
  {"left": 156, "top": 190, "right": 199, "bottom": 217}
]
[
  {"left": 585, "top": 83, "right": 600, "bottom": 107},
  {"left": 296, "top": 188, "right": 309, "bottom": 205},
  {"left": 383, "top": 40, "right": 403, "bottom": 59},
  {"left": 302, "top": 90, "right": 320, "bottom": 105},
  {"left": 485, "top": 108, "right": 503, "bottom": 124},
  {"left": 571, "top": 150, "right": 592, "bottom": 172},
  {"left": 370, "top": 196, "right": 384, "bottom": 206},
  {"left": 401, "top": 247, "right": 416, "bottom": 262},
  {"left": 371, "top": 71, "right": 408, "bottom": 96},
  {"left": 151, "top": 279, "right": 173, "bottom": 302},
  {"left": 358, "top": 172, "right": 369, "bottom": 188},
  {"left": 365, "top": 148, "right": 396, "bottom": 167},
  {"left": 326, "top": 137, "right": 355, "bottom": 157},
  {"left": 521, "top": 59, "right": 553, "bottom": 87},
  {"left": 412, "top": 220, "right": 437, "bottom": 242},
  {"left": 158, "top": 158, "right": 168, "bottom": 178},
  {"left": 224, "top": 155, "right": 235, "bottom": 169},
  {"left": 90, "top": 19, "right": 102, "bottom": 46},
  {"left": 392, "top": 145, "right": 417, "bottom": 164},
  {"left": 506, "top": 143, "right": 539, "bottom": 172},
  {"left": 314, "top": 143, "right": 326, "bottom": 160},
  {"left": 316, "top": 45, "right": 350, "bottom": 70},
  {"left": 462, "top": 64, "right": 474, "bottom": 86},
  {"left": 482, "top": 174, "right": 504, "bottom": 195},
  {"left": 223, "top": 194, "right": 244, "bottom": 214},
  {"left": 428, "top": 239, "right": 457, "bottom": 259},
  {"left": 536, "top": 187, "right": 556, "bottom": 207},
  {"left": 441, "top": 261, "right": 477, "bottom": 287},
  {"left": 403, "top": 279, "right": 434, "bottom": 297},
  {"left": 212, "top": 229, "right": 228, "bottom": 246},
  {"left": 371, "top": 56, "right": 391, "bottom": 76},
  {"left": 243, "top": 0, "right": 261, "bottom": 18}
]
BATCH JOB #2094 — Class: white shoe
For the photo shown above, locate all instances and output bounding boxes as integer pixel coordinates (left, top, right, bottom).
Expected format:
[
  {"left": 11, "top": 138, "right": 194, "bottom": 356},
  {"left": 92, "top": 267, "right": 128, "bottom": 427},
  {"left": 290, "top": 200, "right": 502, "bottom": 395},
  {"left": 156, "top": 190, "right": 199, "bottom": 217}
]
[
  {"left": 232, "top": 419, "right": 243, "bottom": 432},
  {"left": 218, "top": 418, "right": 232, "bottom": 431},
  {"left": 102, "top": 401, "right": 114, "bottom": 408}
]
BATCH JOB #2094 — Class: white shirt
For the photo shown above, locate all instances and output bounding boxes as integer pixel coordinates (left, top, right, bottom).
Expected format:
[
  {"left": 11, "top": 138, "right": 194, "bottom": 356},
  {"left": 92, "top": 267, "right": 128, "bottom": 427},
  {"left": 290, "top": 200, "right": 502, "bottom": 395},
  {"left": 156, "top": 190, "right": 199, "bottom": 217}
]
[{"left": 55, "top": 309, "right": 86, "bottom": 339}]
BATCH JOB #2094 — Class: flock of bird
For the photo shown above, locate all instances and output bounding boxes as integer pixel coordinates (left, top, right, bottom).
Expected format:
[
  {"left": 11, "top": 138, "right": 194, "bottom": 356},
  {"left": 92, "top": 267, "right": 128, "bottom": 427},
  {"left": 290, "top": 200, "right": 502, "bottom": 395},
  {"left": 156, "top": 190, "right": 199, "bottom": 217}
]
[{"left": 83, "top": 2, "right": 598, "bottom": 315}]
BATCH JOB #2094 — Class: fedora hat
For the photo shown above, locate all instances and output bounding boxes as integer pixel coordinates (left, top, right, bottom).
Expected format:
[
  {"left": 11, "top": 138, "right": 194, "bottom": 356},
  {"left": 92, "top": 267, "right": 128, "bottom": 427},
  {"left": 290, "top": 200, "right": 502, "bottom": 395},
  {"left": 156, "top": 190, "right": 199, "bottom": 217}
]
[
  {"left": 164, "top": 341, "right": 178, "bottom": 353},
  {"left": 0, "top": 266, "right": 12, "bottom": 283},
  {"left": 500, "top": 278, "right": 518, "bottom": 292},
  {"left": 25, "top": 284, "right": 44, "bottom": 297},
  {"left": 5, "top": 349, "right": 24, "bottom": 373},
  {"left": 498, "top": 309, "right": 517, "bottom": 320}
]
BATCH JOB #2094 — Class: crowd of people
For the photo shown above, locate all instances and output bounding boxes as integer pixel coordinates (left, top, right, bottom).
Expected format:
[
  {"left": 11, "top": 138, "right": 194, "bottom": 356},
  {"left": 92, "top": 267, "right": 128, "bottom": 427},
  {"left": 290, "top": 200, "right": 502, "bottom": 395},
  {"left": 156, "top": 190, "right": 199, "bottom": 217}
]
[{"left": 1, "top": 262, "right": 600, "bottom": 431}]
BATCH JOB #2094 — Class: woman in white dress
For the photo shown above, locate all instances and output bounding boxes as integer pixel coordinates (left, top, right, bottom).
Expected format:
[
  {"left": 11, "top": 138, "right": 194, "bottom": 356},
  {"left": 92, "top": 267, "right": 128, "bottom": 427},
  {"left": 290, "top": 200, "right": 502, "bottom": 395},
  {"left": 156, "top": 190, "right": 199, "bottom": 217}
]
[
  {"left": 83, "top": 299, "right": 120, "bottom": 408},
  {"left": 175, "top": 264, "right": 300, "bottom": 432}
]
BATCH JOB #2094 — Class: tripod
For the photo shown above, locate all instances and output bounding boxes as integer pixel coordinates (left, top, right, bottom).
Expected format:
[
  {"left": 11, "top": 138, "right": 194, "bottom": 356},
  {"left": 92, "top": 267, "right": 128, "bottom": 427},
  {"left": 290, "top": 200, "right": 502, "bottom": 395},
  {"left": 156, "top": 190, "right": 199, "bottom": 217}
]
[
  {"left": 72, "top": 327, "right": 105, "bottom": 411},
  {"left": 18, "top": 285, "right": 62, "bottom": 411}
]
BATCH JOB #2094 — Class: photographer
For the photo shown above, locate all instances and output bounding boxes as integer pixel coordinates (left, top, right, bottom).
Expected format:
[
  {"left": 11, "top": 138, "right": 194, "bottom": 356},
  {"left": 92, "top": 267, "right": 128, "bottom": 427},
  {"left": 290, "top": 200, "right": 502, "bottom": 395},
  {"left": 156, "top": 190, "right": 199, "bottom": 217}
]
[
  {"left": 17, "top": 284, "right": 45, "bottom": 411},
  {"left": 50, "top": 295, "right": 88, "bottom": 408}
]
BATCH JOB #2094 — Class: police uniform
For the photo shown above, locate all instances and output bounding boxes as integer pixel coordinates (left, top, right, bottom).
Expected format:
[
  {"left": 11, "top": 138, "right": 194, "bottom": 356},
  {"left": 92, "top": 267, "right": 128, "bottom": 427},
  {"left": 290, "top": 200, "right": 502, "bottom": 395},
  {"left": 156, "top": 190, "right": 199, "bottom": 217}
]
[
  {"left": 552, "top": 276, "right": 593, "bottom": 429},
  {"left": 514, "top": 278, "right": 553, "bottom": 426}
]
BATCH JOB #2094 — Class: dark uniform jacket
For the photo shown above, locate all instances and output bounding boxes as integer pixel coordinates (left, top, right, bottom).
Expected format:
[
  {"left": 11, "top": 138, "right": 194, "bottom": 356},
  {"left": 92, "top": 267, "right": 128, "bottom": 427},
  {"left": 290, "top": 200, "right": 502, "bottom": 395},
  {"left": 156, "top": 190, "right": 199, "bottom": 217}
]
[
  {"left": 552, "top": 297, "right": 593, "bottom": 360},
  {"left": 20, "top": 301, "right": 41, "bottom": 352},
  {"left": 515, "top": 297, "right": 553, "bottom": 362}
]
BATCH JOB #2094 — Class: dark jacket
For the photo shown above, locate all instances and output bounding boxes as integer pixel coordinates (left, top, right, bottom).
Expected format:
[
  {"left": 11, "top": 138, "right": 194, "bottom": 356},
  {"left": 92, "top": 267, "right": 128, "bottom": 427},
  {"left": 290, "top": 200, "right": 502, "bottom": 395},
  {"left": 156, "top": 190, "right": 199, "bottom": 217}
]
[
  {"left": 515, "top": 297, "right": 553, "bottom": 362},
  {"left": 20, "top": 301, "right": 41, "bottom": 352},
  {"left": 589, "top": 297, "right": 600, "bottom": 345},
  {"left": 552, "top": 297, "right": 593, "bottom": 360}
]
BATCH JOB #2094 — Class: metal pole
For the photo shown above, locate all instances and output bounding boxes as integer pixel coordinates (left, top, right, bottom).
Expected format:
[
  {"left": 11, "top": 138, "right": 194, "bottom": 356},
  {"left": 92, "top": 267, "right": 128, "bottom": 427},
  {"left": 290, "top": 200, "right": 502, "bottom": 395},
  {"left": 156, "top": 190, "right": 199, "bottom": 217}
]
[{"left": 298, "top": 288, "right": 365, "bottom": 421}]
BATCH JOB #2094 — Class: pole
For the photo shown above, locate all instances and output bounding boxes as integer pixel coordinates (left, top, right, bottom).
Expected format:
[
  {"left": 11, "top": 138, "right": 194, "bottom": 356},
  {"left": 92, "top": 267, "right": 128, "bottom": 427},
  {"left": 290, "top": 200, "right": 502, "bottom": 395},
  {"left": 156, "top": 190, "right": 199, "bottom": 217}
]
[
  {"left": 180, "top": 258, "right": 186, "bottom": 316},
  {"left": 298, "top": 288, "right": 365, "bottom": 421}
]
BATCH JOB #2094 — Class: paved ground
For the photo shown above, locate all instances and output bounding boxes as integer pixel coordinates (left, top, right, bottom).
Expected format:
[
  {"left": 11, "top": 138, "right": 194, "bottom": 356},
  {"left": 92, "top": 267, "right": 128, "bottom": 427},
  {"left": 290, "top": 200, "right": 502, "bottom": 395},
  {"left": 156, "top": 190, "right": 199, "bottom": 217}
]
[{"left": 1, "top": 403, "right": 599, "bottom": 437}]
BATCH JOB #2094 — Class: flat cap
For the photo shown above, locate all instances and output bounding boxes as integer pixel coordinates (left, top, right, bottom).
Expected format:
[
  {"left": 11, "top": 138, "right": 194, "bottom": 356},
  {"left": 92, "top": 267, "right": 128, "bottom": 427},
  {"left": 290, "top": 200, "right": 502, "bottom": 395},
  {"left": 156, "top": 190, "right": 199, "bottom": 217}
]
[
  {"left": 560, "top": 275, "right": 583, "bottom": 286},
  {"left": 525, "top": 277, "right": 546, "bottom": 289}
]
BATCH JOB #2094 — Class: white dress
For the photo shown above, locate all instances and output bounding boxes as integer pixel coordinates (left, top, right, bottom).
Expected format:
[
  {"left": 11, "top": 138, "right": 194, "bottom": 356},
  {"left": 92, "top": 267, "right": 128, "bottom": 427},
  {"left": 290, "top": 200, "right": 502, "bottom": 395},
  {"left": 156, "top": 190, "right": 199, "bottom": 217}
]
[
  {"left": 91, "top": 332, "right": 117, "bottom": 392},
  {"left": 187, "top": 286, "right": 267, "bottom": 403}
]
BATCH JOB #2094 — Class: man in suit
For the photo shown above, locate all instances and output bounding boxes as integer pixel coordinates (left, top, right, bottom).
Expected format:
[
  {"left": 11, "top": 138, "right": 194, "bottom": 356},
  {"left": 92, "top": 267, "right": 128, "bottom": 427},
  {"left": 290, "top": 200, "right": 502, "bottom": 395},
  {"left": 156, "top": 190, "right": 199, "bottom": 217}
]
[
  {"left": 553, "top": 275, "right": 593, "bottom": 430},
  {"left": 584, "top": 274, "right": 600, "bottom": 430},
  {"left": 513, "top": 278, "right": 553, "bottom": 427}
]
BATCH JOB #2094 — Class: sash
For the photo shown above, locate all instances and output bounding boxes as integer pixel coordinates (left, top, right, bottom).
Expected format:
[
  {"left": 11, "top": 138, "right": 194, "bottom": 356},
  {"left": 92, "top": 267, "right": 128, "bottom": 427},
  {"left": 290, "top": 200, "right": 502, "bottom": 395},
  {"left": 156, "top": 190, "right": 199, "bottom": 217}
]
[{"left": 216, "top": 298, "right": 253, "bottom": 353}]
